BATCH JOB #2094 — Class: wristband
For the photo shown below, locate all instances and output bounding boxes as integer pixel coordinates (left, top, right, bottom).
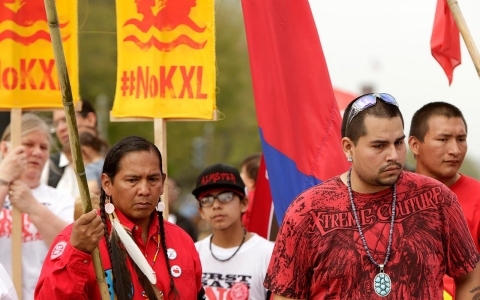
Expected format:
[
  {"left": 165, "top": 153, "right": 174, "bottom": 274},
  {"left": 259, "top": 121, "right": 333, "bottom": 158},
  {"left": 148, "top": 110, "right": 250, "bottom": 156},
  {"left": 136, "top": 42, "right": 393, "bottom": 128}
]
[{"left": 0, "top": 179, "right": 9, "bottom": 186}]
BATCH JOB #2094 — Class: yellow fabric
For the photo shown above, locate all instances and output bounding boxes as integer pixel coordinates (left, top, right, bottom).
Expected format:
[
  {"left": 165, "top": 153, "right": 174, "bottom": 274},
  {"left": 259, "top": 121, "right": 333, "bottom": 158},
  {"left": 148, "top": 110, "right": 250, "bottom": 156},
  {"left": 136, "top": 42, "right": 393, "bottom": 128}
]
[
  {"left": 113, "top": 0, "right": 216, "bottom": 119},
  {"left": 0, "top": 0, "right": 79, "bottom": 109},
  {"left": 444, "top": 291, "right": 453, "bottom": 300}
]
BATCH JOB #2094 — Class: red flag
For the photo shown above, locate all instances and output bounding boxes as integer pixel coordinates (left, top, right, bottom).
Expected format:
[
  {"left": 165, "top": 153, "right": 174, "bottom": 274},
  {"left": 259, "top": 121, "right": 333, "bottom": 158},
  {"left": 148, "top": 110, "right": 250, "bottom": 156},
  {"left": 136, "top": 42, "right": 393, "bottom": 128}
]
[
  {"left": 241, "top": 0, "right": 349, "bottom": 227},
  {"left": 246, "top": 155, "right": 274, "bottom": 239},
  {"left": 431, "top": 0, "right": 461, "bottom": 85}
]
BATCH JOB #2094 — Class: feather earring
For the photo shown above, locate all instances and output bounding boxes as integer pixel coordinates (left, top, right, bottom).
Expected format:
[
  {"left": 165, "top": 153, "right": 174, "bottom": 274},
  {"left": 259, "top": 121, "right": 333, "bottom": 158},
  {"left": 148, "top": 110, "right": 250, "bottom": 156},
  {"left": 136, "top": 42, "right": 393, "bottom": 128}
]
[{"left": 105, "top": 197, "right": 157, "bottom": 285}]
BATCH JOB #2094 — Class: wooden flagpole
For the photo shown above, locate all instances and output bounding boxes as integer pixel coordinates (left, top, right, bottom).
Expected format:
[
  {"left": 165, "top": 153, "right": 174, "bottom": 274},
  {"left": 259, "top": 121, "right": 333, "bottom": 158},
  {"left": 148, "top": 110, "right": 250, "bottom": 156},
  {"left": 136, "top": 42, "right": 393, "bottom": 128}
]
[
  {"left": 154, "top": 118, "right": 169, "bottom": 217},
  {"left": 447, "top": 0, "right": 480, "bottom": 77},
  {"left": 10, "top": 108, "right": 22, "bottom": 299},
  {"left": 43, "top": 0, "right": 109, "bottom": 298}
]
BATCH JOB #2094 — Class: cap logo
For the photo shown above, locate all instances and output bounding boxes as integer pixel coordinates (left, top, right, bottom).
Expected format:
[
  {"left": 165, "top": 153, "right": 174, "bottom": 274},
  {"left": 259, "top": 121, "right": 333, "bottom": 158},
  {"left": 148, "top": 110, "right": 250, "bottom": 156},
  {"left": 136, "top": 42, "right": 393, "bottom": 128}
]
[{"left": 201, "top": 172, "right": 236, "bottom": 185}]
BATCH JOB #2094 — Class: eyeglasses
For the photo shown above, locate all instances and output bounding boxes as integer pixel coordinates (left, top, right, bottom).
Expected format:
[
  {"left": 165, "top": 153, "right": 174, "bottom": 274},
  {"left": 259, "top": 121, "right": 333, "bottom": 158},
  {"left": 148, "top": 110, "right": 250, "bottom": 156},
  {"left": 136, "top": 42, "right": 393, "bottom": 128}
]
[
  {"left": 199, "top": 191, "right": 236, "bottom": 208},
  {"left": 345, "top": 93, "right": 399, "bottom": 128}
]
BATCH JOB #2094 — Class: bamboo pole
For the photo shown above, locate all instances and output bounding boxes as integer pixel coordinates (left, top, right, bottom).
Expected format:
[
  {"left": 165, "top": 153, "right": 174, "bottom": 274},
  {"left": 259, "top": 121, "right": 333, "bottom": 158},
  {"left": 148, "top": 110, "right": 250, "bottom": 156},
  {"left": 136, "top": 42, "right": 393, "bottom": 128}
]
[
  {"left": 447, "top": 0, "right": 480, "bottom": 78},
  {"left": 43, "top": 0, "right": 109, "bottom": 299},
  {"left": 10, "top": 108, "right": 22, "bottom": 299},
  {"left": 154, "top": 118, "right": 169, "bottom": 218}
]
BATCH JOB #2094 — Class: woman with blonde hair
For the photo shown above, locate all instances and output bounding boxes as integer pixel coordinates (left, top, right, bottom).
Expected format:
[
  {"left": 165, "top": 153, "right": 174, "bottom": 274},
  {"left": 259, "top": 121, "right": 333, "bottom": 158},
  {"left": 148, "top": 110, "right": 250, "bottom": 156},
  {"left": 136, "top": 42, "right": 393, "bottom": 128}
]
[{"left": 0, "top": 113, "right": 74, "bottom": 300}]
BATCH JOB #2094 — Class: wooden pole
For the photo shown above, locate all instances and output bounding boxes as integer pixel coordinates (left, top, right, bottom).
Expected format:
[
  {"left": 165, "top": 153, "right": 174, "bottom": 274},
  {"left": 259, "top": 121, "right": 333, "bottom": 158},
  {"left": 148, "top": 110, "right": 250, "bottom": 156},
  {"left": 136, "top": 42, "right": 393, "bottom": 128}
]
[
  {"left": 10, "top": 108, "right": 22, "bottom": 299},
  {"left": 43, "top": 0, "right": 109, "bottom": 298},
  {"left": 447, "top": 0, "right": 480, "bottom": 78},
  {"left": 154, "top": 118, "right": 169, "bottom": 218}
]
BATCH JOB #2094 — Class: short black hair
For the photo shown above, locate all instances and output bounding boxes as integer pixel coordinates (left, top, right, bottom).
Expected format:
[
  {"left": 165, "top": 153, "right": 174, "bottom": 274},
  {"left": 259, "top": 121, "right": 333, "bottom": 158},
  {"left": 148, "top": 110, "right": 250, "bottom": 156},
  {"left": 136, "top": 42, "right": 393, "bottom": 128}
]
[
  {"left": 77, "top": 98, "right": 96, "bottom": 117},
  {"left": 409, "top": 101, "right": 467, "bottom": 142},
  {"left": 341, "top": 94, "right": 404, "bottom": 144}
]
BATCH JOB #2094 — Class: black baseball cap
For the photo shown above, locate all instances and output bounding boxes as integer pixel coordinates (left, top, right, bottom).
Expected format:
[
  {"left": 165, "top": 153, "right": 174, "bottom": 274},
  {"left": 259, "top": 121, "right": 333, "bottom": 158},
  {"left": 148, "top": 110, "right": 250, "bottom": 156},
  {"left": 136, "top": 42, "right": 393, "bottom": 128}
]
[{"left": 192, "top": 163, "right": 246, "bottom": 200}]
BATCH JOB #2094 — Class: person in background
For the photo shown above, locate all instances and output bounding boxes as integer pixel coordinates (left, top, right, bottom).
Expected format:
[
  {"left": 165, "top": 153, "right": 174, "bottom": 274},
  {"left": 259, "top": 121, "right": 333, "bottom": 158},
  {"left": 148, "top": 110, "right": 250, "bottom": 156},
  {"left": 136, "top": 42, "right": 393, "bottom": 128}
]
[
  {"left": 409, "top": 101, "right": 480, "bottom": 299},
  {"left": 240, "top": 153, "right": 261, "bottom": 229},
  {"left": 42, "top": 99, "right": 99, "bottom": 199},
  {"left": 193, "top": 163, "right": 274, "bottom": 299},
  {"left": 0, "top": 113, "right": 74, "bottom": 300},
  {"left": 0, "top": 262, "right": 18, "bottom": 300},
  {"left": 63, "top": 132, "right": 109, "bottom": 196},
  {"left": 35, "top": 136, "right": 204, "bottom": 299},
  {"left": 167, "top": 177, "right": 198, "bottom": 241},
  {"left": 264, "top": 93, "right": 480, "bottom": 299}
]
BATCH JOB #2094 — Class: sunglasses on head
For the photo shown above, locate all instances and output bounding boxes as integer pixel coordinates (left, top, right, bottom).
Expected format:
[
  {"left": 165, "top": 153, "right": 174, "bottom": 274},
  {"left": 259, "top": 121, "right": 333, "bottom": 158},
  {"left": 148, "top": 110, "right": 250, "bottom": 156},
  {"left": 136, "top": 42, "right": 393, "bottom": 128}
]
[
  {"left": 345, "top": 93, "right": 399, "bottom": 128},
  {"left": 199, "top": 191, "right": 237, "bottom": 208}
]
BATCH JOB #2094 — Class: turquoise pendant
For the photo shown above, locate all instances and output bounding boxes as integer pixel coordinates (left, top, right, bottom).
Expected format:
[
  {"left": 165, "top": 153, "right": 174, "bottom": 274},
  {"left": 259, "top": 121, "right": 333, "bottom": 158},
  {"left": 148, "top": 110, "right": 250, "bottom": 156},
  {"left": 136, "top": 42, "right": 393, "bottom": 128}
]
[{"left": 373, "top": 265, "right": 391, "bottom": 297}]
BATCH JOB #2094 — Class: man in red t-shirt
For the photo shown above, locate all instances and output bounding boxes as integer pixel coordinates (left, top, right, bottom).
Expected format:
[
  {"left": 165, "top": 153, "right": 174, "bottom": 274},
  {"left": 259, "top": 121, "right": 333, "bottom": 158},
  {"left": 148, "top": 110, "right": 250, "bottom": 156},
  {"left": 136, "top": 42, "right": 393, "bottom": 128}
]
[
  {"left": 265, "top": 94, "right": 480, "bottom": 299},
  {"left": 409, "top": 101, "right": 480, "bottom": 299}
]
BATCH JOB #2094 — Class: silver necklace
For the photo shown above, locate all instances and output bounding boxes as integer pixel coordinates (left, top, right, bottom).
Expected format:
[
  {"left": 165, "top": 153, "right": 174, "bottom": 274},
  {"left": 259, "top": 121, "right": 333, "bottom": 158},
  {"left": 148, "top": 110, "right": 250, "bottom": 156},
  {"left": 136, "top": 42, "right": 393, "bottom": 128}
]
[
  {"left": 347, "top": 168, "right": 396, "bottom": 297},
  {"left": 209, "top": 228, "right": 246, "bottom": 262}
]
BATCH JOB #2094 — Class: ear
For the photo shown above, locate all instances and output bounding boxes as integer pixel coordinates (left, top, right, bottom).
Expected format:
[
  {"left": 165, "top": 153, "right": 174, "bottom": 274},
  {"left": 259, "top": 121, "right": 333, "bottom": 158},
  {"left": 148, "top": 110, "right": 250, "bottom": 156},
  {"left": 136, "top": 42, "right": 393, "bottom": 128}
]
[
  {"left": 198, "top": 206, "right": 205, "bottom": 220},
  {"left": 101, "top": 173, "right": 112, "bottom": 195},
  {"left": 86, "top": 112, "right": 97, "bottom": 127},
  {"left": 341, "top": 137, "right": 354, "bottom": 160},
  {"left": 240, "top": 196, "right": 249, "bottom": 214},
  {"left": 408, "top": 136, "right": 421, "bottom": 157},
  {"left": 159, "top": 173, "right": 166, "bottom": 195}
]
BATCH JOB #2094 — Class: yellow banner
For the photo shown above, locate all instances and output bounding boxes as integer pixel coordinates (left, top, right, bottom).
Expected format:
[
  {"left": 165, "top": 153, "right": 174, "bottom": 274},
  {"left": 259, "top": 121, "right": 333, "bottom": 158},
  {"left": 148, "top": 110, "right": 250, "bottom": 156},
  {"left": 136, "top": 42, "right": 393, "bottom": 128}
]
[
  {"left": 0, "top": 0, "right": 79, "bottom": 109},
  {"left": 113, "top": 0, "right": 216, "bottom": 119}
]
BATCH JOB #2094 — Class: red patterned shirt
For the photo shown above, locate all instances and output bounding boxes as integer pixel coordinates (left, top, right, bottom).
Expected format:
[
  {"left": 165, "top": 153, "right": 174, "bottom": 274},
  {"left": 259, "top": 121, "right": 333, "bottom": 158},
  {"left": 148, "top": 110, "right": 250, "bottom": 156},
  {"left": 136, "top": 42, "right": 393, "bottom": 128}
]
[{"left": 264, "top": 171, "right": 480, "bottom": 299}]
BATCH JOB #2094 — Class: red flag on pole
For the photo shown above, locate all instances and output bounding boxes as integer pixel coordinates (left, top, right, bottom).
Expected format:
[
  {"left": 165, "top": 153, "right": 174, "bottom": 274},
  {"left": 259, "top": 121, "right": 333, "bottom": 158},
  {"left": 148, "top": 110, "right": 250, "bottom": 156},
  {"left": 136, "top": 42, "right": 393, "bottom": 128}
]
[{"left": 431, "top": 0, "right": 461, "bottom": 85}]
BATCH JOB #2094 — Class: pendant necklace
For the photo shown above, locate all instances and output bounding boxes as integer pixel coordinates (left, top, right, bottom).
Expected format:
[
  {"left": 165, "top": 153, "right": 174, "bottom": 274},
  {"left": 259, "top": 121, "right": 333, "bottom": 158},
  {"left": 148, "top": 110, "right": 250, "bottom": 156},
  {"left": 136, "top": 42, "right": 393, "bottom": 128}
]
[
  {"left": 209, "top": 228, "right": 246, "bottom": 262},
  {"left": 347, "top": 168, "right": 396, "bottom": 297}
]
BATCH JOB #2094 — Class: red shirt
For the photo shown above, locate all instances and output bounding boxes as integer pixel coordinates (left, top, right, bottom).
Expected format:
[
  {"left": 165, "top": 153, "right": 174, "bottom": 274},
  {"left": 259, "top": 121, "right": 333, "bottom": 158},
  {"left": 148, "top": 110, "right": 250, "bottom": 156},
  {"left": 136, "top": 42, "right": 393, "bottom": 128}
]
[
  {"left": 443, "top": 174, "right": 480, "bottom": 298},
  {"left": 265, "top": 172, "right": 480, "bottom": 299},
  {"left": 35, "top": 211, "right": 203, "bottom": 299}
]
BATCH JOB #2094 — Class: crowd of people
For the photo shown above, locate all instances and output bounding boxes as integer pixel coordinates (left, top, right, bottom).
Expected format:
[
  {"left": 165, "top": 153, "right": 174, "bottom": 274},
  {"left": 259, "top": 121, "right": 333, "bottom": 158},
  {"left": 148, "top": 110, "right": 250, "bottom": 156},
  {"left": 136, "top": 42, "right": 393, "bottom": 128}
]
[{"left": 0, "top": 94, "right": 479, "bottom": 299}]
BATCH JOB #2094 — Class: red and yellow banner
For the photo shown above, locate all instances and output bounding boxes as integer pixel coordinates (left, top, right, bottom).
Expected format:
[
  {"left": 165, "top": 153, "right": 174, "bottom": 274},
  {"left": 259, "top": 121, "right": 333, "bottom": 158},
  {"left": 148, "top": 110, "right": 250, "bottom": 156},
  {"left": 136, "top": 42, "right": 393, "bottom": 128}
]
[
  {"left": 0, "top": 0, "right": 79, "bottom": 109},
  {"left": 113, "top": 0, "right": 216, "bottom": 119}
]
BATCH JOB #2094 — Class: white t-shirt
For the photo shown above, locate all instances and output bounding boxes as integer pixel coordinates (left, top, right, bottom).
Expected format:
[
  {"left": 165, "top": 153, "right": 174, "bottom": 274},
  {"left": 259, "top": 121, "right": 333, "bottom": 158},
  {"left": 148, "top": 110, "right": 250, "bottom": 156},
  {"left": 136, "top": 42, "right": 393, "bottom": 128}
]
[
  {"left": 195, "top": 233, "right": 274, "bottom": 300},
  {"left": 0, "top": 184, "right": 74, "bottom": 300},
  {"left": 41, "top": 153, "right": 80, "bottom": 200},
  {"left": 0, "top": 263, "right": 17, "bottom": 300}
]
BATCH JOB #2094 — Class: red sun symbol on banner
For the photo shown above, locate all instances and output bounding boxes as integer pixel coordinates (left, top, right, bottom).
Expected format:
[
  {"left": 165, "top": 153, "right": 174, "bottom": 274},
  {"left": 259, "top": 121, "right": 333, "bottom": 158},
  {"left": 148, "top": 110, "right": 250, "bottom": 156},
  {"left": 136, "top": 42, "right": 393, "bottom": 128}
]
[
  {"left": 0, "top": 0, "right": 69, "bottom": 45},
  {"left": 123, "top": 0, "right": 207, "bottom": 52}
]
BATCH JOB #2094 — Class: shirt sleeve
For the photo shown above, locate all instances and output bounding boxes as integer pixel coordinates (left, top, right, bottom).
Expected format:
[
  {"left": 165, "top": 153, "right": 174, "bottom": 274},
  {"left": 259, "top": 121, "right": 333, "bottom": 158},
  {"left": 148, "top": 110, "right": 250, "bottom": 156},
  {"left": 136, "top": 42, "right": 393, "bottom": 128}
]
[
  {"left": 34, "top": 229, "right": 97, "bottom": 300},
  {"left": 0, "top": 264, "right": 18, "bottom": 300},
  {"left": 442, "top": 189, "right": 480, "bottom": 277},
  {"left": 263, "top": 199, "right": 313, "bottom": 298}
]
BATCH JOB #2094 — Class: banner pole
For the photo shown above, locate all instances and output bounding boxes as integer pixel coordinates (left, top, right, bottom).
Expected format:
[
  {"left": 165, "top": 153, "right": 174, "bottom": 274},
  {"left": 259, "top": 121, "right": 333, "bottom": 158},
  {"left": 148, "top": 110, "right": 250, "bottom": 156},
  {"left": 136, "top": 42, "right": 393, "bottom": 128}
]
[
  {"left": 10, "top": 108, "right": 22, "bottom": 299},
  {"left": 154, "top": 118, "right": 169, "bottom": 218},
  {"left": 447, "top": 0, "right": 480, "bottom": 78},
  {"left": 43, "top": 0, "right": 109, "bottom": 298}
]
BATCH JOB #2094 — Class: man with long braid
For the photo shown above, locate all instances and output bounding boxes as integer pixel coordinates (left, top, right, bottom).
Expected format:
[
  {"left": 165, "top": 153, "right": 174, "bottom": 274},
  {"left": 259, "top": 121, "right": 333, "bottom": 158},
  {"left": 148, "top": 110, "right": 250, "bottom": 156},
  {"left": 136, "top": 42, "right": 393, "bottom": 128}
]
[
  {"left": 35, "top": 136, "right": 205, "bottom": 299},
  {"left": 264, "top": 94, "right": 480, "bottom": 299}
]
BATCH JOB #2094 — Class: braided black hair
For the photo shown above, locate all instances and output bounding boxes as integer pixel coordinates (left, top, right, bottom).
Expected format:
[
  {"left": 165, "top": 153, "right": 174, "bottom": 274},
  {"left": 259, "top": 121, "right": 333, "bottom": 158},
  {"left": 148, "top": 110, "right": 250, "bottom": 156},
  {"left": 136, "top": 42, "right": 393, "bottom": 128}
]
[{"left": 157, "top": 210, "right": 179, "bottom": 299}]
